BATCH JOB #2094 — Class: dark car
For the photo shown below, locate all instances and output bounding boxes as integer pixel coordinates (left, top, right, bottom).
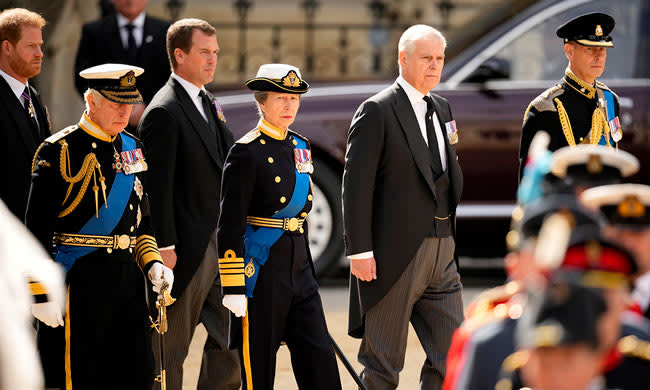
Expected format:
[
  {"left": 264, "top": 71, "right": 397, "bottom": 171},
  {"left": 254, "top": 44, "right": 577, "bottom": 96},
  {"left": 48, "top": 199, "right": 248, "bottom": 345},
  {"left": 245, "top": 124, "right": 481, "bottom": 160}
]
[{"left": 214, "top": 0, "right": 650, "bottom": 277}]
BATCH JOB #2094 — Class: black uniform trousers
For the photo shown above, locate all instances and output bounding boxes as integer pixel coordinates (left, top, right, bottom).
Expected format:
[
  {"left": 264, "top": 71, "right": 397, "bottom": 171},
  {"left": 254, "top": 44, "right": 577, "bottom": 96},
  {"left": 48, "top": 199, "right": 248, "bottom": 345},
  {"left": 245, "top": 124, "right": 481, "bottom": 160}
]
[
  {"left": 38, "top": 253, "right": 154, "bottom": 390},
  {"left": 241, "top": 233, "right": 341, "bottom": 390}
]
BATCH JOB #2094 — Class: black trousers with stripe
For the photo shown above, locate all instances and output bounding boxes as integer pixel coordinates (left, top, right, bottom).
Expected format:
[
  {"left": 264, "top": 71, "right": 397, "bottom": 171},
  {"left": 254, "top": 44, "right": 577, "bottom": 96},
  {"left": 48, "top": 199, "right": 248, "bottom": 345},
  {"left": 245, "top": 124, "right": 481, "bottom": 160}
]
[
  {"left": 38, "top": 253, "right": 155, "bottom": 390},
  {"left": 240, "top": 233, "right": 341, "bottom": 390}
]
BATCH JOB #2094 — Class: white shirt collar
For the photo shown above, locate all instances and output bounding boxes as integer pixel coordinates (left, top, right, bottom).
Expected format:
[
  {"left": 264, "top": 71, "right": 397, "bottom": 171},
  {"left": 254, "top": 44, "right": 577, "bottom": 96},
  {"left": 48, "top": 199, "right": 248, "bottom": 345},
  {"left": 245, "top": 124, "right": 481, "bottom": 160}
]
[
  {"left": 396, "top": 75, "right": 427, "bottom": 106},
  {"left": 116, "top": 12, "right": 145, "bottom": 29},
  {"left": 171, "top": 72, "right": 206, "bottom": 100},
  {"left": 0, "top": 68, "right": 28, "bottom": 101}
]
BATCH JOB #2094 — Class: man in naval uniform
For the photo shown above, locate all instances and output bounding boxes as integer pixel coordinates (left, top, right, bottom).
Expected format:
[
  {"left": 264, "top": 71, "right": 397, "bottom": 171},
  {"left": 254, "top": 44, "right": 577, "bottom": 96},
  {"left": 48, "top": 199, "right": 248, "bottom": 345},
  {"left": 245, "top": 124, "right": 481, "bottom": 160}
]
[
  {"left": 25, "top": 63, "right": 174, "bottom": 390},
  {"left": 519, "top": 12, "right": 622, "bottom": 180}
]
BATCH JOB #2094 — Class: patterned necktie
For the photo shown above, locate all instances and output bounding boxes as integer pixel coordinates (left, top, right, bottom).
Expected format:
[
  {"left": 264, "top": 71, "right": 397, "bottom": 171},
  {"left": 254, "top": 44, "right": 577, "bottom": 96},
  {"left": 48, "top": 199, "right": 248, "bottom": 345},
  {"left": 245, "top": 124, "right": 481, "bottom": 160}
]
[
  {"left": 125, "top": 23, "right": 138, "bottom": 64},
  {"left": 22, "top": 87, "right": 40, "bottom": 139},
  {"left": 423, "top": 95, "right": 442, "bottom": 178}
]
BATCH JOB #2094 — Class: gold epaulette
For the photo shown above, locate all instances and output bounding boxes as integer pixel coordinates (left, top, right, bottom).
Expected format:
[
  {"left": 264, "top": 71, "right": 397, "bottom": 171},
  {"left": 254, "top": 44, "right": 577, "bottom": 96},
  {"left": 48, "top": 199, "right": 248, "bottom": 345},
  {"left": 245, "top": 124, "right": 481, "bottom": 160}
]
[
  {"left": 45, "top": 125, "right": 78, "bottom": 144},
  {"left": 32, "top": 126, "right": 80, "bottom": 173},
  {"left": 618, "top": 335, "right": 650, "bottom": 361},
  {"left": 236, "top": 129, "right": 261, "bottom": 144},
  {"left": 529, "top": 84, "right": 564, "bottom": 113},
  {"left": 595, "top": 80, "right": 616, "bottom": 95}
]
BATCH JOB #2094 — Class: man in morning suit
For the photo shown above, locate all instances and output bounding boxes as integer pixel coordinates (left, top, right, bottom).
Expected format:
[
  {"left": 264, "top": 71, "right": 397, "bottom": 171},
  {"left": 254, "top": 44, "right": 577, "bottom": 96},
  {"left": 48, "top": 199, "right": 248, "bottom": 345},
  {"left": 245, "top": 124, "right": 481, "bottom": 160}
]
[
  {"left": 0, "top": 8, "right": 49, "bottom": 221},
  {"left": 343, "top": 24, "right": 464, "bottom": 390},
  {"left": 75, "top": 0, "right": 169, "bottom": 128},
  {"left": 137, "top": 18, "right": 239, "bottom": 390}
]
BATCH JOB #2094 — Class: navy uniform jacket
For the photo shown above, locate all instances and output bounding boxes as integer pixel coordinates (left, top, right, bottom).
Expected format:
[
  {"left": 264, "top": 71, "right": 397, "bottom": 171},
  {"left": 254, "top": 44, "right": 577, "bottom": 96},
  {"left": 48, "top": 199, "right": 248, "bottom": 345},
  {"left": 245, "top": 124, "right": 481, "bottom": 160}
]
[
  {"left": 519, "top": 69, "right": 620, "bottom": 179},
  {"left": 217, "top": 119, "right": 315, "bottom": 297},
  {"left": 26, "top": 114, "right": 162, "bottom": 274},
  {"left": 25, "top": 114, "right": 163, "bottom": 389}
]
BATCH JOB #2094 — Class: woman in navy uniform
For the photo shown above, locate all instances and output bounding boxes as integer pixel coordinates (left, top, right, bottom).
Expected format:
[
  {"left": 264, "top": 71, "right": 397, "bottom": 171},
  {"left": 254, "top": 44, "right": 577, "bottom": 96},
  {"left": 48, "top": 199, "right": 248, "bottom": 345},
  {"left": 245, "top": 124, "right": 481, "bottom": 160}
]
[
  {"left": 25, "top": 64, "right": 173, "bottom": 390},
  {"left": 217, "top": 64, "right": 341, "bottom": 390}
]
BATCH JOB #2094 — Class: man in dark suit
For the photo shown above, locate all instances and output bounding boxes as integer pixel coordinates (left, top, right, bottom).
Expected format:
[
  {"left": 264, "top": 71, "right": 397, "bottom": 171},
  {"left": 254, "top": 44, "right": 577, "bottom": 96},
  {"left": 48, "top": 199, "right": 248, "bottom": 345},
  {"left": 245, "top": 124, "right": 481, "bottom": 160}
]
[
  {"left": 343, "top": 24, "right": 464, "bottom": 390},
  {"left": 74, "top": 0, "right": 169, "bottom": 128},
  {"left": 138, "top": 18, "right": 239, "bottom": 390},
  {"left": 0, "top": 8, "right": 49, "bottom": 221}
]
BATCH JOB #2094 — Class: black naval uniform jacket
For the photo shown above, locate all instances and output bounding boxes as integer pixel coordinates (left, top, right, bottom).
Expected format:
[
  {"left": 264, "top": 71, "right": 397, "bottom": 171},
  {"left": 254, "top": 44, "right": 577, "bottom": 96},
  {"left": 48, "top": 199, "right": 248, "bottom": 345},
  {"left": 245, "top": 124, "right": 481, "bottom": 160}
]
[
  {"left": 217, "top": 119, "right": 316, "bottom": 297},
  {"left": 519, "top": 69, "right": 620, "bottom": 180},
  {"left": 343, "top": 82, "right": 463, "bottom": 338},
  {"left": 0, "top": 76, "right": 50, "bottom": 221},
  {"left": 25, "top": 114, "right": 163, "bottom": 389},
  {"left": 216, "top": 120, "right": 341, "bottom": 390}
]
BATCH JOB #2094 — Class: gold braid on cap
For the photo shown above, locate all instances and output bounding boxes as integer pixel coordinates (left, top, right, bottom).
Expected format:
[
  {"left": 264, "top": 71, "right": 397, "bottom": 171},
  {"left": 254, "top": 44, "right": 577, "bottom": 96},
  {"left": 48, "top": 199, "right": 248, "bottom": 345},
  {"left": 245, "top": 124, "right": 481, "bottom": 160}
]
[{"left": 554, "top": 98, "right": 576, "bottom": 146}]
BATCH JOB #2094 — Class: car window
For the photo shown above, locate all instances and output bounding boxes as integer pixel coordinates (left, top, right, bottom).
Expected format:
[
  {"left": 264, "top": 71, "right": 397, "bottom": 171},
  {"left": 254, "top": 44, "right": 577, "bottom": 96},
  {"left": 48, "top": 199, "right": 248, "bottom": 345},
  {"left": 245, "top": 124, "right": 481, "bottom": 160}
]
[{"left": 489, "top": 0, "right": 646, "bottom": 81}]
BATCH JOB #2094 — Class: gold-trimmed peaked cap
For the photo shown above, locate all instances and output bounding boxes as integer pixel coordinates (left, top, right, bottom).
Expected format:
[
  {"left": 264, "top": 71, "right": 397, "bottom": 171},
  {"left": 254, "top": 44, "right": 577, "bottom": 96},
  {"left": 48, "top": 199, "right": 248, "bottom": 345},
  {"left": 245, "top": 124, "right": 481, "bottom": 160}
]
[
  {"left": 556, "top": 12, "right": 615, "bottom": 47},
  {"left": 246, "top": 63, "right": 309, "bottom": 94},
  {"left": 79, "top": 63, "right": 144, "bottom": 104}
]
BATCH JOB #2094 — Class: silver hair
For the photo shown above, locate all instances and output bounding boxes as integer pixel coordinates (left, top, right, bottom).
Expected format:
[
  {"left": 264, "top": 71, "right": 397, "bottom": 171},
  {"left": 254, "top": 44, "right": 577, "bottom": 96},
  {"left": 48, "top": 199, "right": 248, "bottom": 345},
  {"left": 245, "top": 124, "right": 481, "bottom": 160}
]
[
  {"left": 253, "top": 91, "right": 268, "bottom": 118},
  {"left": 83, "top": 89, "right": 104, "bottom": 112},
  {"left": 397, "top": 24, "right": 447, "bottom": 56}
]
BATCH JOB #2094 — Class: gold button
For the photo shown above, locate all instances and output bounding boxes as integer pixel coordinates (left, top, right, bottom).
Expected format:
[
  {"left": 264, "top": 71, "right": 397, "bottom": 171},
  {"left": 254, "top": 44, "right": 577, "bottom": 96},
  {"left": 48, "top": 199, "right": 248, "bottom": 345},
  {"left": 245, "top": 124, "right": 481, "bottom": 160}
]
[
  {"left": 130, "top": 226, "right": 134, "bottom": 232},
  {"left": 579, "top": 137, "right": 584, "bottom": 142},
  {"left": 301, "top": 212, "right": 307, "bottom": 217},
  {"left": 280, "top": 196, "right": 286, "bottom": 203},
  {"left": 129, "top": 204, "right": 133, "bottom": 210},
  {"left": 275, "top": 176, "right": 281, "bottom": 183},
  {"left": 293, "top": 139, "right": 298, "bottom": 146},
  {"left": 268, "top": 157, "right": 274, "bottom": 163},
  {"left": 260, "top": 139, "right": 266, "bottom": 144},
  {"left": 299, "top": 227, "right": 304, "bottom": 234},
  {"left": 129, "top": 248, "right": 133, "bottom": 253},
  {"left": 308, "top": 195, "right": 313, "bottom": 201},
  {"left": 275, "top": 210, "right": 279, "bottom": 214},
  {"left": 92, "top": 142, "right": 97, "bottom": 149},
  {"left": 107, "top": 248, "right": 112, "bottom": 254}
]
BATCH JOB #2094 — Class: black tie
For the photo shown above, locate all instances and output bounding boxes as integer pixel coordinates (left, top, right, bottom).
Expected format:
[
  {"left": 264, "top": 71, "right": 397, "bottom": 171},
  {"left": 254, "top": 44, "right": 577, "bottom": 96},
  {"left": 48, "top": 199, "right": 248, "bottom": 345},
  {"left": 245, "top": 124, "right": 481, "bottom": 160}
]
[
  {"left": 199, "top": 90, "right": 215, "bottom": 125},
  {"left": 125, "top": 23, "right": 138, "bottom": 64},
  {"left": 22, "top": 87, "right": 40, "bottom": 140},
  {"left": 423, "top": 95, "right": 442, "bottom": 178}
]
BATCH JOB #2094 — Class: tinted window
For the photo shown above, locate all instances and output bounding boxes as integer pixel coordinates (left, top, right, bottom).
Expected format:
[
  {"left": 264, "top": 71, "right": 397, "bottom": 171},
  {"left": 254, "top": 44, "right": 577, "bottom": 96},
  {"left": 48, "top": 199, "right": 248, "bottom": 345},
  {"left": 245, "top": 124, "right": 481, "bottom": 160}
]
[{"left": 489, "top": 0, "right": 647, "bottom": 81}]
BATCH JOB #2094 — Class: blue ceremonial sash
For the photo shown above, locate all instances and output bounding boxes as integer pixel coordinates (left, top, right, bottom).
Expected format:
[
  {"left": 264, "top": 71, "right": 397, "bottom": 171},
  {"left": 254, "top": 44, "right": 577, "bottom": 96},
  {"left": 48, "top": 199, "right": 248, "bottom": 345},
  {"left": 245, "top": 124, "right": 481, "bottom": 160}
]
[
  {"left": 599, "top": 90, "right": 616, "bottom": 146},
  {"left": 243, "top": 137, "right": 310, "bottom": 297},
  {"left": 54, "top": 133, "right": 136, "bottom": 271}
]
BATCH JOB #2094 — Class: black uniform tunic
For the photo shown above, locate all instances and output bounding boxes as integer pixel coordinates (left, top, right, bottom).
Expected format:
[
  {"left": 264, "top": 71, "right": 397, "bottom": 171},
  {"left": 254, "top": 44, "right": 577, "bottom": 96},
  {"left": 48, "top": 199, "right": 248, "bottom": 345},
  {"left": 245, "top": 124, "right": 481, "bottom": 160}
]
[
  {"left": 217, "top": 119, "right": 341, "bottom": 390},
  {"left": 26, "top": 114, "right": 162, "bottom": 390},
  {"left": 519, "top": 69, "right": 621, "bottom": 179}
]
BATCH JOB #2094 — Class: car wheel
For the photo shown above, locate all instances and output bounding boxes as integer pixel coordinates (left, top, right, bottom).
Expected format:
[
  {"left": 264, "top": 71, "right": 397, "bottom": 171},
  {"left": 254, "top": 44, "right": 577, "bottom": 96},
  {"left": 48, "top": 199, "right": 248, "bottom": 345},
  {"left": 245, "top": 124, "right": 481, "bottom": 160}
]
[{"left": 307, "top": 157, "right": 344, "bottom": 279}]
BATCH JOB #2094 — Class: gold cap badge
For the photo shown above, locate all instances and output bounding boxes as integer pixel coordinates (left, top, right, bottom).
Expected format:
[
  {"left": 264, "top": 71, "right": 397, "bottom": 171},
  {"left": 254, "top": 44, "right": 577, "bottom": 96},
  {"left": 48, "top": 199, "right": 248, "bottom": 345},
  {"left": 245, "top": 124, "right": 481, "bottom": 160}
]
[
  {"left": 587, "top": 155, "right": 603, "bottom": 174},
  {"left": 120, "top": 71, "right": 136, "bottom": 87},
  {"left": 618, "top": 195, "right": 646, "bottom": 218},
  {"left": 595, "top": 24, "right": 603, "bottom": 37},
  {"left": 282, "top": 70, "right": 301, "bottom": 87}
]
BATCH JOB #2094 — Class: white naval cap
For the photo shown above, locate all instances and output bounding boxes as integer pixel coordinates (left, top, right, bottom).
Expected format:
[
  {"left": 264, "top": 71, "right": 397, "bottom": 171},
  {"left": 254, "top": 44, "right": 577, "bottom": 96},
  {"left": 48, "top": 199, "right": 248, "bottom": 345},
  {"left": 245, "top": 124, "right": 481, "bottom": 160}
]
[
  {"left": 550, "top": 144, "right": 639, "bottom": 179},
  {"left": 245, "top": 63, "right": 309, "bottom": 94},
  {"left": 580, "top": 184, "right": 650, "bottom": 228},
  {"left": 79, "top": 63, "right": 145, "bottom": 104}
]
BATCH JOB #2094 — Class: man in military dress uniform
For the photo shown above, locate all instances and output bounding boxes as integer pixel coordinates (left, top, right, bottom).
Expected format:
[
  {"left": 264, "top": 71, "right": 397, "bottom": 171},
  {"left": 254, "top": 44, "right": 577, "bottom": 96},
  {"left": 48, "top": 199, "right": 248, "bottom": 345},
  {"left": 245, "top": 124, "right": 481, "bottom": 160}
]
[
  {"left": 217, "top": 64, "right": 341, "bottom": 390},
  {"left": 581, "top": 184, "right": 650, "bottom": 390},
  {"left": 25, "top": 64, "right": 173, "bottom": 390},
  {"left": 519, "top": 12, "right": 622, "bottom": 180}
]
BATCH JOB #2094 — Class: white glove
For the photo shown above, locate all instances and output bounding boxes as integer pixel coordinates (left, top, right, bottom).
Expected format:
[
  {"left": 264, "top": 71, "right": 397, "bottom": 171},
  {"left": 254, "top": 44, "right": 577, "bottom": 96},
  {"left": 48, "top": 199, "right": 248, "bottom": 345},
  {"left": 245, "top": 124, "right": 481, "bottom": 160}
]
[
  {"left": 32, "top": 302, "right": 64, "bottom": 328},
  {"left": 148, "top": 262, "right": 174, "bottom": 293},
  {"left": 222, "top": 294, "right": 247, "bottom": 317}
]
